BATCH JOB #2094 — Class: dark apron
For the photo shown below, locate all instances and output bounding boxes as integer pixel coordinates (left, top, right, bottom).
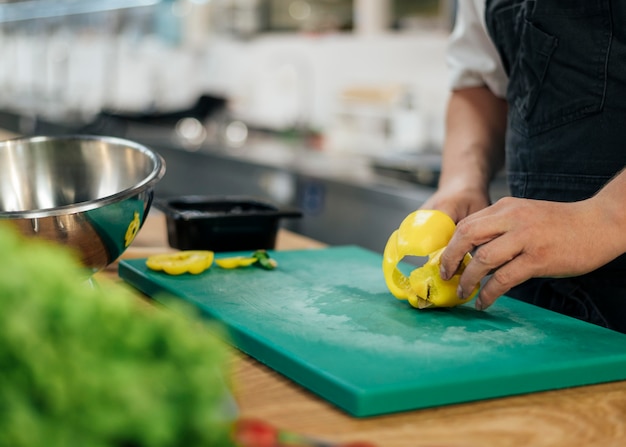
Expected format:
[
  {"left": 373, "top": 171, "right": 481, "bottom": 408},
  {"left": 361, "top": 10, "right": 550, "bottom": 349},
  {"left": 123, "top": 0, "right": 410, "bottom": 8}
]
[{"left": 484, "top": 0, "right": 626, "bottom": 332}]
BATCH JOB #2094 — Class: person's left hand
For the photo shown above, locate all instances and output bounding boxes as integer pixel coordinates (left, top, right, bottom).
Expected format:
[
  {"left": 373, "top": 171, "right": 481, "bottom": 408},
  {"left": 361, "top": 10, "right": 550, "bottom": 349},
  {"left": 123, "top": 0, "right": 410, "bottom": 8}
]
[{"left": 439, "top": 196, "right": 626, "bottom": 310}]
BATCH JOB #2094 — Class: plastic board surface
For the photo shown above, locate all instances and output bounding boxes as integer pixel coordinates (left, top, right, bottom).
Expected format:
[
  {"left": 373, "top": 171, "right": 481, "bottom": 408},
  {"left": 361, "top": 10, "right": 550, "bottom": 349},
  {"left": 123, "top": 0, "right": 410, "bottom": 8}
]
[{"left": 119, "top": 246, "right": 626, "bottom": 417}]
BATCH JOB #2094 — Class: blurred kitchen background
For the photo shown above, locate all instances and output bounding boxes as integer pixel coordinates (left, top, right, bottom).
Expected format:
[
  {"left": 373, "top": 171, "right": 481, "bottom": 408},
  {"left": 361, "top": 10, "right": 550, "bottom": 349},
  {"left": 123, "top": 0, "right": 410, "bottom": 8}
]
[{"left": 0, "top": 0, "right": 507, "bottom": 253}]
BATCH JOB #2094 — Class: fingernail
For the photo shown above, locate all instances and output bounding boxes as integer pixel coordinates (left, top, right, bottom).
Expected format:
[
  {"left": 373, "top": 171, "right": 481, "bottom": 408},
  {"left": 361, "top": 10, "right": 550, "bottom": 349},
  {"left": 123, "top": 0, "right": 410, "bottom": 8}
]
[
  {"left": 475, "top": 296, "right": 484, "bottom": 311},
  {"left": 440, "top": 265, "right": 447, "bottom": 280},
  {"left": 456, "top": 285, "right": 465, "bottom": 300}
]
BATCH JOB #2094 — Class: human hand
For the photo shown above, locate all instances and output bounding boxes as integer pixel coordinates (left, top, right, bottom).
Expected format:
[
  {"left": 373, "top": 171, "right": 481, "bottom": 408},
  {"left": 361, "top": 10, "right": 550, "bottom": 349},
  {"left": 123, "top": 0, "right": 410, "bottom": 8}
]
[
  {"left": 439, "top": 196, "right": 626, "bottom": 310},
  {"left": 420, "top": 182, "right": 491, "bottom": 223}
]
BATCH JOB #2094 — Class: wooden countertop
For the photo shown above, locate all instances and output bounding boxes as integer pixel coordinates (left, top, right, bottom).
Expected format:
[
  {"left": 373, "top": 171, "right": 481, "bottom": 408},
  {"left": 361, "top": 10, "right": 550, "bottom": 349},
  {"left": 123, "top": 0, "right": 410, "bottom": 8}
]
[{"left": 100, "top": 211, "right": 626, "bottom": 447}]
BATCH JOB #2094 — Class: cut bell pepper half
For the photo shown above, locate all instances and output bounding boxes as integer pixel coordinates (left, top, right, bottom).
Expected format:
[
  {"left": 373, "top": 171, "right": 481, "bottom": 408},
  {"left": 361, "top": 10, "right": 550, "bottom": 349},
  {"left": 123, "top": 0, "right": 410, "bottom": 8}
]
[{"left": 381, "top": 209, "right": 478, "bottom": 309}]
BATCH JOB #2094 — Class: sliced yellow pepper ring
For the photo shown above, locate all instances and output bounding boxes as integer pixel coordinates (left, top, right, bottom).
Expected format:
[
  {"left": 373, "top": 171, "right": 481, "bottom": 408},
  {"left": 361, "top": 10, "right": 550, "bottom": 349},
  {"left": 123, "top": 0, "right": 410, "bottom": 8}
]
[
  {"left": 146, "top": 250, "right": 214, "bottom": 275},
  {"left": 215, "top": 250, "right": 278, "bottom": 270},
  {"left": 382, "top": 209, "right": 479, "bottom": 309},
  {"left": 215, "top": 256, "right": 258, "bottom": 269}
]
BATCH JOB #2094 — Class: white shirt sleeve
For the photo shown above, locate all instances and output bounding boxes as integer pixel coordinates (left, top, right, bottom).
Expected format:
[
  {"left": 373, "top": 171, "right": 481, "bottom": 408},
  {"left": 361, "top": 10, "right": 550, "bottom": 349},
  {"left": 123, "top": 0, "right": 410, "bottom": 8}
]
[{"left": 446, "top": 0, "right": 508, "bottom": 99}]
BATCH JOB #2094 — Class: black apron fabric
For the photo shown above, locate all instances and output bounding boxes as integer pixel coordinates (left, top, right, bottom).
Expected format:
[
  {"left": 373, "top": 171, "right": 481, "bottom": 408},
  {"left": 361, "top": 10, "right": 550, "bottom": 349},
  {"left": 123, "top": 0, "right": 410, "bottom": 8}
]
[{"left": 484, "top": 0, "right": 626, "bottom": 332}]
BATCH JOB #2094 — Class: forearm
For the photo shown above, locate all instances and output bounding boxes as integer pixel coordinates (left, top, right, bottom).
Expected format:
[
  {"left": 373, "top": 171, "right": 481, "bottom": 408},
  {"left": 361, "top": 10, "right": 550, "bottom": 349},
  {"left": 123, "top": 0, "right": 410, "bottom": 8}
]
[
  {"left": 590, "top": 168, "right": 626, "bottom": 255},
  {"left": 439, "top": 86, "right": 508, "bottom": 193}
]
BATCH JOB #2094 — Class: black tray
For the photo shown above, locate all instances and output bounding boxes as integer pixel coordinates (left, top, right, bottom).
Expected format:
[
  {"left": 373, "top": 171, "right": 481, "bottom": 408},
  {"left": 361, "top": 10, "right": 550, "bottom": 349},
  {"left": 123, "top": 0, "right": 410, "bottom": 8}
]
[{"left": 156, "top": 195, "right": 302, "bottom": 252}]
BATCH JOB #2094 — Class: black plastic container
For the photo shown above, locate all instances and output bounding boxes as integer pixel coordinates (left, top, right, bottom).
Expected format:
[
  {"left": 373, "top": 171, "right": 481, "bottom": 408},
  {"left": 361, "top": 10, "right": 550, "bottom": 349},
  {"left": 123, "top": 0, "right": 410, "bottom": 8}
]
[{"left": 156, "top": 195, "right": 303, "bottom": 252}]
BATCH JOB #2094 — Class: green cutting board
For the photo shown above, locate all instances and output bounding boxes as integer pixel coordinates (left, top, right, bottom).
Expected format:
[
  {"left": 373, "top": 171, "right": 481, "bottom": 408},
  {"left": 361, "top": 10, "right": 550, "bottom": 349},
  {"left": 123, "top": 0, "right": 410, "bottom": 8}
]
[{"left": 119, "top": 246, "right": 626, "bottom": 417}]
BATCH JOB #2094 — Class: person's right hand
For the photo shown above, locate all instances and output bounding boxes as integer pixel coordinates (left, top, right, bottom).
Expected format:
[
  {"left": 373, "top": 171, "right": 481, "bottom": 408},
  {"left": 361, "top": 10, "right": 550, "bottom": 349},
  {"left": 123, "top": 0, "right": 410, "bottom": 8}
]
[{"left": 420, "top": 182, "right": 491, "bottom": 224}]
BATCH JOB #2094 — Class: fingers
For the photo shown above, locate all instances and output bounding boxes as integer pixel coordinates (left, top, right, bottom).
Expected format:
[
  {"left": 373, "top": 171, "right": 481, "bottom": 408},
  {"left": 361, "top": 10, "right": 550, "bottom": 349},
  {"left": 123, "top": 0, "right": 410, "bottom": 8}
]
[
  {"left": 433, "top": 197, "right": 609, "bottom": 312},
  {"left": 439, "top": 211, "right": 507, "bottom": 281},
  {"left": 438, "top": 198, "right": 537, "bottom": 311},
  {"left": 456, "top": 234, "right": 519, "bottom": 298},
  {"left": 474, "top": 254, "right": 536, "bottom": 310},
  {"left": 453, "top": 232, "right": 525, "bottom": 307}
]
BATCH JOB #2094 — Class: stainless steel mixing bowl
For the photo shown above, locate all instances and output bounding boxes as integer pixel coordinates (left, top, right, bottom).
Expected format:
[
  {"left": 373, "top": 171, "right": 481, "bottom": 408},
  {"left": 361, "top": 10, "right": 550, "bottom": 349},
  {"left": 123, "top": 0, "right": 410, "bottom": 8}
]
[{"left": 0, "top": 135, "right": 166, "bottom": 273}]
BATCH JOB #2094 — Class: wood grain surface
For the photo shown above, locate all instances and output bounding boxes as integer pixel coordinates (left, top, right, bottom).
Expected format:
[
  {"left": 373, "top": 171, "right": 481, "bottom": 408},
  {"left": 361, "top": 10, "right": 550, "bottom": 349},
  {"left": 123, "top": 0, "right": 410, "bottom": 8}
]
[{"left": 102, "top": 211, "right": 626, "bottom": 447}]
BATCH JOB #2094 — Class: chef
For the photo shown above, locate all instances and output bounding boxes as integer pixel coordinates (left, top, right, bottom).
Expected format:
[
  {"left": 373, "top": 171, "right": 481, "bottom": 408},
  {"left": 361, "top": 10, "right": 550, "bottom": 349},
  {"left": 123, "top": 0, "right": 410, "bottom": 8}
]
[{"left": 421, "top": 0, "right": 626, "bottom": 332}]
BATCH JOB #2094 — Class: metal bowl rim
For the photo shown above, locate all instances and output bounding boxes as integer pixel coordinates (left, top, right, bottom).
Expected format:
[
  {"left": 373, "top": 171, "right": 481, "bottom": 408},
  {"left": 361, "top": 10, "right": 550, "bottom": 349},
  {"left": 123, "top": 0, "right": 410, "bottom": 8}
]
[{"left": 0, "top": 134, "right": 166, "bottom": 219}]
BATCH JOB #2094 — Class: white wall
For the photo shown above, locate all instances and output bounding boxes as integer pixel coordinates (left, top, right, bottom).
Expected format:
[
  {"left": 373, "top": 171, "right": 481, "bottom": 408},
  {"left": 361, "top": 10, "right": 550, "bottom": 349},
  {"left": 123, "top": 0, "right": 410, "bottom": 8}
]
[
  {"left": 198, "top": 31, "right": 451, "bottom": 139},
  {"left": 0, "top": 25, "right": 452, "bottom": 151}
]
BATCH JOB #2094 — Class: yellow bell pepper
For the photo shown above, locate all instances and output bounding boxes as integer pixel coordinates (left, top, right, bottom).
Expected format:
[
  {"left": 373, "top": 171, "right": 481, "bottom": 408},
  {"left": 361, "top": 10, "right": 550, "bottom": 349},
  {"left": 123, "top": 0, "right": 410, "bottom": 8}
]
[
  {"left": 407, "top": 247, "right": 475, "bottom": 309},
  {"left": 382, "top": 209, "right": 478, "bottom": 309},
  {"left": 215, "top": 256, "right": 258, "bottom": 269},
  {"left": 215, "top": 250, "right": 278, "bottom": 270},
  {"left": 146, "top": 250, "right": 214, "bottom": 275}
]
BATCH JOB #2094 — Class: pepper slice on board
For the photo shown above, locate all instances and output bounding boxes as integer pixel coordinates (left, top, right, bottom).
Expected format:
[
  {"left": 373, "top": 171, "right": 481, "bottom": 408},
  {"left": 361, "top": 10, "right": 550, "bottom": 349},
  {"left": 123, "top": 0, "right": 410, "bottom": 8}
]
[
  {"left": 215, "top": 256, "right": 258, "bottom": 269},
  {"left": 146, "top": 250, "right": 214, "bottom": 275},
  {"left": 382, "top": 209, "right": 478, "bottom": 309},
  {"left": 215, "top": 250, "right": 278, "bottom": 270}
]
